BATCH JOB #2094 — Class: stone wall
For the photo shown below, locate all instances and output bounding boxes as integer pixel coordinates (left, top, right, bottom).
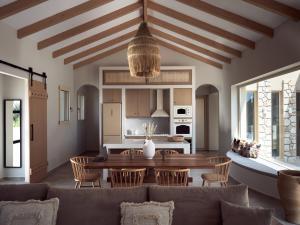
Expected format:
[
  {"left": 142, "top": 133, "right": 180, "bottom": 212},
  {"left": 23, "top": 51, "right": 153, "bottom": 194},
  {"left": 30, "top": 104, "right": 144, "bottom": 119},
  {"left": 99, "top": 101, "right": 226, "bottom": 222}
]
[
  {"left": 257, "top": 81, "right": 272, "bottom": 158},
  {"left": 282, "top": 80, "right": 297, "bottom": 161}
]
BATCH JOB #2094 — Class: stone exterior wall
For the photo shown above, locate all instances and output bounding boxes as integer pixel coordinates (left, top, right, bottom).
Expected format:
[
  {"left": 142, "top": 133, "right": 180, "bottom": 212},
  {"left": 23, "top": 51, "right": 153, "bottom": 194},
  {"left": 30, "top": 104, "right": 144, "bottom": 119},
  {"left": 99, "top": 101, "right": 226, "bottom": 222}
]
[
  {"left": 282, "top": 80, "right": 297, "bottom": 161},
  {"left": 257, "top": 81, "right": 272, "bottom": 158}
]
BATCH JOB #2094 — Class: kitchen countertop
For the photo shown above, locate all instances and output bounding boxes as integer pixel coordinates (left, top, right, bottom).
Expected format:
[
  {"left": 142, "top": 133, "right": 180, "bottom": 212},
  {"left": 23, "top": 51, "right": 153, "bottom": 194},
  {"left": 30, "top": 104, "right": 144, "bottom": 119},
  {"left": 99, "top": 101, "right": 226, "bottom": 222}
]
[{"left": 104, "top": 139, "right": 191, "bottom": 154}]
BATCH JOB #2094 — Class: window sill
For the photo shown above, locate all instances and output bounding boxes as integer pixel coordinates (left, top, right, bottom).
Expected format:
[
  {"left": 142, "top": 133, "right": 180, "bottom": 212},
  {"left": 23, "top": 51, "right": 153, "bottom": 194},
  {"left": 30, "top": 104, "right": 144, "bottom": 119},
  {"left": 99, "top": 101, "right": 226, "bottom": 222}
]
[{"left": 226, "top": 151, "right": 299, "bottom": 178}]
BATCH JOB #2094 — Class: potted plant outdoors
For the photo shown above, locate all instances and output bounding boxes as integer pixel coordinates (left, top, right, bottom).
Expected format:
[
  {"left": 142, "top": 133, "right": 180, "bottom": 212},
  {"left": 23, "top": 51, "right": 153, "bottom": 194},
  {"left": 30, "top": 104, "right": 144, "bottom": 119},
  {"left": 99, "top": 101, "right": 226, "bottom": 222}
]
[{"left": 142, "top": 122, "right": 157, "bottom": 159}]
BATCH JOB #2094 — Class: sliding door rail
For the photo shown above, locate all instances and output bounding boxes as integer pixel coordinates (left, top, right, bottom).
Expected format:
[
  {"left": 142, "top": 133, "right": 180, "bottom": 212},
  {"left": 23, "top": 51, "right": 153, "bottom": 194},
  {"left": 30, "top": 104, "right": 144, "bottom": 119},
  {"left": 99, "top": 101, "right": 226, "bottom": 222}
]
[{"left": 0, "top": 59, "right": 47, "bottom": 89}]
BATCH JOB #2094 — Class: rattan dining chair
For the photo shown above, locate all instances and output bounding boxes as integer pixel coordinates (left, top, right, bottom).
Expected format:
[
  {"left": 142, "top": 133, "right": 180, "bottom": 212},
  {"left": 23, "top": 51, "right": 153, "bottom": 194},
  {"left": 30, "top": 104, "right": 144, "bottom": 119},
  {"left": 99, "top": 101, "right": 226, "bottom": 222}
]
[
  {"left": 201, "top": 156, "right": 232, "bottom": 187},
  {"left": 155, "top": 168, "right": 190, "bottom": 186},
  {"left": 110, "top": 168, "right": 146, "bottom": 188},
  {"left": 70, "top": 156, "right": 101, "bottom": 189},
  {"left": 120, "top": 149, "right": 144, "bottom": 156},
  {"left": 155, "top": 149, "right": 180, "bottom": 157}
]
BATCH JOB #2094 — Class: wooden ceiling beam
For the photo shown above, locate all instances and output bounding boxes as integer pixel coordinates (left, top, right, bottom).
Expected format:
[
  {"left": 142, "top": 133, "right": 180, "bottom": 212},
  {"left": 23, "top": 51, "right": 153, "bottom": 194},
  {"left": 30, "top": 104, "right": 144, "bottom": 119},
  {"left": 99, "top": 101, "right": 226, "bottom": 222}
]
[
  {"left": 148, "top": 1, "right": 255, "bottom": 49},
  {"left": 53, "top": 17, "right": 142, "bottom": 58},
  {"left": 148, "top": 16, "right": 241, "bottom": 57},
  {"left": 64, "top": 31, "right": 135, "bottom": 64},
  {"left": 0, "top": 0, "right": 46, "bottom": 20},
  {"left": 243, "top": 0, "right": 300, "bottom": 21},
  {"left": 143, "top": 0, "right": 148, "bottom": 22},
  {"left": 17, "top": 0, "right": 113, "bottom": 38},
  {"left": 157, "top": 39, "right": 223, "bottom": 69},
  {"left": 38, "top": 2, "right": 141, "bottom": 50},
  {"left": 73, "top": 43, "right": 128, "bottom": 69},
  {"left": 177, "top": 0, "right": 273, "bottom": 37},
  {"left": 150, "top": 28, "right": 231, "bottom": 64}
]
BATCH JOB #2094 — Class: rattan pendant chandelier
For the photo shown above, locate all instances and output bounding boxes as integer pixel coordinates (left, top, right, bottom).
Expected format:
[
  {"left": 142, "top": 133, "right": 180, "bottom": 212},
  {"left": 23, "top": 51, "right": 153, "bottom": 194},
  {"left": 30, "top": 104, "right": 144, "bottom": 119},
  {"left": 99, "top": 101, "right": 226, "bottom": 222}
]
[{"left": 127, "top": 1, "right": 160, "bottom": 78}]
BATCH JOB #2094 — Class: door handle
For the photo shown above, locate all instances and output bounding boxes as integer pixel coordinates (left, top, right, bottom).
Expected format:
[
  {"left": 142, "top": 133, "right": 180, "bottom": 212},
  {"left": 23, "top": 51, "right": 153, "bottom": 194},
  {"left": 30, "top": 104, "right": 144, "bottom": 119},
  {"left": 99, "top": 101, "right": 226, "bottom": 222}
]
[{"left": 30, "top": 124, "right": 34, "bottom": 141}]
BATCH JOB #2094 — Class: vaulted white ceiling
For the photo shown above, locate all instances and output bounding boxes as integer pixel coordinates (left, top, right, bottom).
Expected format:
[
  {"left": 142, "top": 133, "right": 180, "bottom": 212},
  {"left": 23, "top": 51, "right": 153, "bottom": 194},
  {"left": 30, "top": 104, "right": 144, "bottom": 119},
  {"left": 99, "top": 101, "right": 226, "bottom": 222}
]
[{"left": 1, "top": 0, "right": 300, "bottom": 69}]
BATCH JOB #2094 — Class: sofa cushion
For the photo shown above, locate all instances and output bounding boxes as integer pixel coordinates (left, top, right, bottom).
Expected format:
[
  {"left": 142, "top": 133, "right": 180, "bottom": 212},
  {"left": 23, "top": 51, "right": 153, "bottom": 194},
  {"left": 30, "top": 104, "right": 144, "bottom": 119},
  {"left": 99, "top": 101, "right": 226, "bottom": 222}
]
[
  {"left": 47, "top": 186, "right": 148, "bottom": 225},
  {"left": 221, "top": 200, "right": 273, "bottom": 225},
  {"left": 121, "top": 201, "right": 174, "bottom": 225},
  {"left": 149, "top": 184, "right": 249, "bottom": 225},
  {"left": 0, "top": 198, "right": 59, "bottom": 225},
  {"left": 0, "top": 184, "right": 48, "bottom": 201}
]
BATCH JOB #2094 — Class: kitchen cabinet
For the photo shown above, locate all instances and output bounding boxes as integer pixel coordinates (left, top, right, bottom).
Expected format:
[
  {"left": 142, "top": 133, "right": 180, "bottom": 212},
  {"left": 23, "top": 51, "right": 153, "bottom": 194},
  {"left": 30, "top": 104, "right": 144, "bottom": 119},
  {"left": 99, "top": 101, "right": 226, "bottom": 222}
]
[
  {"left": 103, "top": 103, "right": 121, "bottom": 143},
  {"left": 148, "top": 70, "right": 192, "bottom": 85},
  {"left": 103, "top": 70, "right": 146, "bottom": 85},
  {"left": 174, "top": 88, "right": 192, "bottom": 105},
  {"left": 126, "top": 89, "right": 151, "bottom": 117},
  {"left": 102, "top": 70, "right": 192, "bottom": 85},
  {"left": 102, "top": 89, "right": 122, "bottom": 103}
]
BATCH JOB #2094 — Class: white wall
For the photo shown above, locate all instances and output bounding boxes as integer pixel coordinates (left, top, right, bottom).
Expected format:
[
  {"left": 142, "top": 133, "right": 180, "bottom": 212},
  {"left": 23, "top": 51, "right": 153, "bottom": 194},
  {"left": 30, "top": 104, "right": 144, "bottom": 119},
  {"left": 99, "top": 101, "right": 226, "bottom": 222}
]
[
  {"left": 74, "top": 46, "right": 226, "bottom": 151},
  {"left": 74, "top": 20, "right": 300, "bottom": 154},
  {"left": 0, "top": 21, "right": 79, "bottom": 173},
  {"left": 0, "top": 75, "right": 26, "bottom": 178}
]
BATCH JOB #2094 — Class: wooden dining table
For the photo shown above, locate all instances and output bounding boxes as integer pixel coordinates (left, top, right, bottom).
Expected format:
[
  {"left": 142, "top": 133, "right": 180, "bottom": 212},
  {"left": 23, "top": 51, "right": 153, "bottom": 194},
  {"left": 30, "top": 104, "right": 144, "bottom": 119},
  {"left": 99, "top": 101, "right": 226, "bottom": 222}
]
[{"left": 84, "top": 154, "right": 215, "bottom": 182}]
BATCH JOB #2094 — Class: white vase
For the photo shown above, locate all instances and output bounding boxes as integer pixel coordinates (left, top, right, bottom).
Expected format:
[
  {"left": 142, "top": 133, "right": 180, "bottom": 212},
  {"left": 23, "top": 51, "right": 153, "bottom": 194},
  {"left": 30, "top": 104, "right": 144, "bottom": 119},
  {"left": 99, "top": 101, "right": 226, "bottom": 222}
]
[{"left": 143, "top": 139, "right": 155, "bottom": 159}]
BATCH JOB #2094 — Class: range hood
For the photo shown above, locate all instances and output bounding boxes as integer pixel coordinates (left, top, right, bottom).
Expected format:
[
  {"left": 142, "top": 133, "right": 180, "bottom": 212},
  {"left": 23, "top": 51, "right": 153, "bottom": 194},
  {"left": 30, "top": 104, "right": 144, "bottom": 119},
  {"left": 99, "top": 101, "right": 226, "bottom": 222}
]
[{"left": 151, "top": 89, "right": 169, "bottom": 117}]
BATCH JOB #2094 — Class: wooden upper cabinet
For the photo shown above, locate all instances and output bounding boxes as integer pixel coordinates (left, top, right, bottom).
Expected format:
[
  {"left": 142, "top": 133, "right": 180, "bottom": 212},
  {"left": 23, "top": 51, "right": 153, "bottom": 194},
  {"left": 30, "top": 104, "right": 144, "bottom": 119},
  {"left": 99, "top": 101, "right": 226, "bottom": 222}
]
[
  {"left": 126, "top": 89, "right": 139, "bottom": 117},
  {"left": 102, "top": 89, "right": 122, "bottom": 103},
  {"left": 126, "top": 89, "right": 151, "bottom": 117},
  {"left": 102, "top": 70, "right": 192, "bottom": 85},
  {"left": 148, "top": 70, "right": 192, "bottom": 85},
  {"left": 138, "top": 89, "right": 151, "bottom": 117},
  {"left": 174, "top": 88, "right": 192, "bottom": 105},
  {"left": 103, "top": 70, "right": 146, "bottom": 85}
]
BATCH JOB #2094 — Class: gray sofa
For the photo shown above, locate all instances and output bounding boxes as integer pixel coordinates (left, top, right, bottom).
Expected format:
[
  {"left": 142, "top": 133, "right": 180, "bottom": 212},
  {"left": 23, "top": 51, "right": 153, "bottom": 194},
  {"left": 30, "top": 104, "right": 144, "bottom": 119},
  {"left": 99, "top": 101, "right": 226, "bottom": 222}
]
[{"left": 0, "top": 184, "right": 282, "bottom": 225}]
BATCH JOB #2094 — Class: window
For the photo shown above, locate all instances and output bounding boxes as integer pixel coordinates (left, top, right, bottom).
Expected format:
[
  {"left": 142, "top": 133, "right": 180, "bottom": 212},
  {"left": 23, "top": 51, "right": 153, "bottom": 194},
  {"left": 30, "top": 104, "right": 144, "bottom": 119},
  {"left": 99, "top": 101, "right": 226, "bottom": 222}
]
[
  {"left": 246, "top": 91, "right": 255, "bottom": 141},
  {"left": 77, "top": 94, "right": 85, "bottom": 120},
  {"left": 272, "top": 92, "right": 280, "bottom": 157},
  {"left": 4, "top": 99, "right": 22, "bottom": 168},
  {"left": 239, "top": 70, "right": 300, "bottom": 167},
  {"left": 59, "top": 86, "right": 70, "bottom": 123}
]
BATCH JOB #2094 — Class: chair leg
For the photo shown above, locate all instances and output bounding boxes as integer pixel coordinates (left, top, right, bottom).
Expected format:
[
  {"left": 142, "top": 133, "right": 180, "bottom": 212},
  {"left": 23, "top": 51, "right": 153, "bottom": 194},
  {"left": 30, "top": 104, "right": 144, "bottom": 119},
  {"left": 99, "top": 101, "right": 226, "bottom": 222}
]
[
  {"left": 98, "top": 179, "right": 101, "bottom": 188},
  {"left": 79, "top": 182, "right": 82, "bottom": 189},
  {"left": 75, "top": 182, "right": 79, "bottom": 189},
  {"left": 202, "top": 180, "right": 205, "bottom": 187},
  {"left": 92, "top": 182, "right": 95, "bottom": 188}
]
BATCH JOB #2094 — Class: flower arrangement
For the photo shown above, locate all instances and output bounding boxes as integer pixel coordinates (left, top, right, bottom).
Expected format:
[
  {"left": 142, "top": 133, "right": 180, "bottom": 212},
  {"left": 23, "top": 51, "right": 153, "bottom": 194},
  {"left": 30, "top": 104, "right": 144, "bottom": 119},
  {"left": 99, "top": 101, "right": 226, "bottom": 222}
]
[{"left": 142, "top": 122, "right": 157, "bottom": 140}]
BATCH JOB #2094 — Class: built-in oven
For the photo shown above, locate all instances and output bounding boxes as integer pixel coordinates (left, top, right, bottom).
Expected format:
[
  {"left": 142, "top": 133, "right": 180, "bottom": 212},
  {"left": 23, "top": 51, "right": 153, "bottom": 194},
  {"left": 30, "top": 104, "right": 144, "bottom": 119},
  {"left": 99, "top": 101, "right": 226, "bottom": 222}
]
[
  {"left": 173, "top": 118, "right": 192, "bottom": 137},
  {"left": 174, "top": 105, "right": 192, "bottom": 118}
]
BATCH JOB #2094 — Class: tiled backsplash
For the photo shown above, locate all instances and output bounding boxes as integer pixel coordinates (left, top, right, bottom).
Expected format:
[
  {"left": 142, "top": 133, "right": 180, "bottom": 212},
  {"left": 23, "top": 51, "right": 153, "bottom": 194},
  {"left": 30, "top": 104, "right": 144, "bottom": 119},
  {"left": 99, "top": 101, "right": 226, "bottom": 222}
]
[{"left": 125, "top": 118, "right": 170, "bottom": 135}]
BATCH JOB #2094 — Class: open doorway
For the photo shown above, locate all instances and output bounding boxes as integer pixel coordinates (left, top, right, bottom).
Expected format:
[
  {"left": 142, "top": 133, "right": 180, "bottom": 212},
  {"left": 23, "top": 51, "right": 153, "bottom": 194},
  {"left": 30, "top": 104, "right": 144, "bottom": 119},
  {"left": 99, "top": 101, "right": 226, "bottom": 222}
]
[
  {"left": 195, "top": 85, "right": 219, "bottom": 151},
  {"left": 77, "top": 85, "right": 99, "bottom": 153},
  {"left": 0, "top": 73, "right": 28, "bottom": 183}
]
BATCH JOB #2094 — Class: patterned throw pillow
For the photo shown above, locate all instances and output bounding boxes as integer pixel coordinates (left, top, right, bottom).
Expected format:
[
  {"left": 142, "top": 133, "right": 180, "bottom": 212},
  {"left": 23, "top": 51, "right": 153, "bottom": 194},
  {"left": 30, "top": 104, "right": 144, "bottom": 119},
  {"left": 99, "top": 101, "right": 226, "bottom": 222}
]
[
  {"left": 0, "top": 198, "right": 59, "bottom": 225},
  {"left": 121, "top": 201, "right": 174, "bottom": 225}
]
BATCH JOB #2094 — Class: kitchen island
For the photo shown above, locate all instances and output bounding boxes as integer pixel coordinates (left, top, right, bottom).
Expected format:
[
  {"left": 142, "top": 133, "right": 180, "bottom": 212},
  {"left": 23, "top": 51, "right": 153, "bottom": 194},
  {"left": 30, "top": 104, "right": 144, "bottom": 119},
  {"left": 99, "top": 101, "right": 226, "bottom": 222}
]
[{"left": 104, "top": 139, "right": 191, "bottom": 154}]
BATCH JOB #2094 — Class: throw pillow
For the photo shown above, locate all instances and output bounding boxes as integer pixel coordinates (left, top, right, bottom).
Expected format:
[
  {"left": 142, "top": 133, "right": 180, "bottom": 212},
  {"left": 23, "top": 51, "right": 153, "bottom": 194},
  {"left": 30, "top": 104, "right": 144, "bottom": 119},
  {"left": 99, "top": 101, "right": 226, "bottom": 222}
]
[
  {"left": 121, "top": 201, "right": 174, "bottom": 225},
  {"left": 221, "top": 200, "right": 273, "bottom": 225},
  {"left": 0, "top": 198, "right": 59, "bottom": 225}
]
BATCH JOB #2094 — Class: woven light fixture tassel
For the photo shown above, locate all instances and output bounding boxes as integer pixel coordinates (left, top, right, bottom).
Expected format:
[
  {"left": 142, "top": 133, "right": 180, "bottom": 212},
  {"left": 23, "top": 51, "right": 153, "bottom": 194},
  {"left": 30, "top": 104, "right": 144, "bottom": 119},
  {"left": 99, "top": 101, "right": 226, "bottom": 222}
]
[{"left": 128, "top": 22, "right": 160, "bottom": 78}]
